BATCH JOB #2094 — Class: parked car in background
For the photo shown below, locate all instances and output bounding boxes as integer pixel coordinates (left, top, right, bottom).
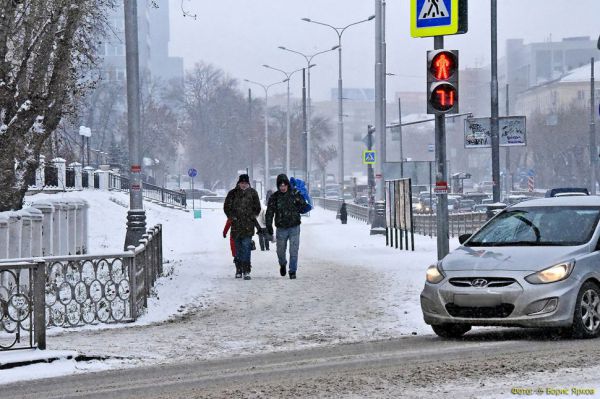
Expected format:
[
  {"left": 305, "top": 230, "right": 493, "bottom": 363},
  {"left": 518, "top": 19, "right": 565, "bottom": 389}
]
[
  {"left": 545, "top": 187, "right": 590, "bottom": 197},
  {"left": 477, "top": 181, "right": 494, "bottom": 193},
  {"left": 421, "top": 195, "right": 600, "bottom": 339},
  {"left": 457, "top": 199, "right": 475, "bottom": 212},
  {"left": 354, "top": 195, "right": 369, "bottom": 206}
]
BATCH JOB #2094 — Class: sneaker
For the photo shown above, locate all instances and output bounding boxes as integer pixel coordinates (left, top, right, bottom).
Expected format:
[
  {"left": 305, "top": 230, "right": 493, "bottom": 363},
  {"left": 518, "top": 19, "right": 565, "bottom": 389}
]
[
  {"left": 243, "top": 273, "right": 252, "bottom": 280},
  {"left": 279, "top": 265, "right": 286, "bottom": 277},
  {"left": 289, "top": 272, "right": 296, "bottom": 279}
]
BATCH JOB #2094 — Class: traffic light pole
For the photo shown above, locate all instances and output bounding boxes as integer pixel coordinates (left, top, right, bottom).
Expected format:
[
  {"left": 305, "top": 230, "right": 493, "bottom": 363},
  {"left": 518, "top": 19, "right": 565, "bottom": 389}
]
[
  {"left": 490, "top": 0, "right": 501, "bottom": 202},
  {"left": 434, "top": 36, "right": 449, "bottom": 260}
]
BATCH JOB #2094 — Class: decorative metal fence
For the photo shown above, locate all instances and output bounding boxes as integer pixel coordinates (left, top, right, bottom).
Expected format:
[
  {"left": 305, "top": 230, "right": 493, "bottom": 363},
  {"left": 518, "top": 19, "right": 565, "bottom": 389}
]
[
  {"left": 0, "top": 225, "right": 162, "bottom": 351},
  {"left": 0, "top": 262, "right": 46, "bottom": 350}
]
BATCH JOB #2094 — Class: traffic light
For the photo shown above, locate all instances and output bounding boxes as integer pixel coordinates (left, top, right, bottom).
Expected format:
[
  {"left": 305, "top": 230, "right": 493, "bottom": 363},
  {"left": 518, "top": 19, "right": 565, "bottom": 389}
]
[{"left": 427, "top": 50, "right": 459, "bottom": 114}]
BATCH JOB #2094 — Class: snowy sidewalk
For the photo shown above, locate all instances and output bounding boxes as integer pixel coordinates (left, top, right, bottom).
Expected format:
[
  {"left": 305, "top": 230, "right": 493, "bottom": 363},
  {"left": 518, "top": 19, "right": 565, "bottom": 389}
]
[{"left": 3, "top": 191, "right": 457, "bottom": 383}]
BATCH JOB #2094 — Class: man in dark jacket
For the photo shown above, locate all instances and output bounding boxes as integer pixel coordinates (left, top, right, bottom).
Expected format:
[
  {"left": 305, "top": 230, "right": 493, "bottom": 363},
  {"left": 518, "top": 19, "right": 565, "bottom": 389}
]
[
  {"left": 224, "top": 174, "right": 261, "bottom": 280},
  {"left": 266, "top": 174, "right": 307, "bottom": 279}
]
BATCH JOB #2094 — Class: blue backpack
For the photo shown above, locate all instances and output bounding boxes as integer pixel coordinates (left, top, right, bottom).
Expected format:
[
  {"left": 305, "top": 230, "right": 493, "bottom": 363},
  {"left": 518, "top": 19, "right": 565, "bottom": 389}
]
[{"left": 289, "top": 177, "right": 313, "bottom": 214}]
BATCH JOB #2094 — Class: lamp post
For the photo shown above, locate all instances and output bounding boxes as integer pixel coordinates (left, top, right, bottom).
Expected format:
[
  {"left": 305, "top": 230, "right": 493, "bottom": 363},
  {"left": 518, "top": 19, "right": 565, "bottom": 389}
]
[
  {"left": 244, "top": 78, "right": 285, "bottom": 195},
  {"left": 302, "top": 15, "right": 375, "bottom": 197},
  {"left": 278, "top": 45, "right": 339, "bottom": 189},
  {"left": 262, "top": 65, "right": 304, "bottom": 176}
]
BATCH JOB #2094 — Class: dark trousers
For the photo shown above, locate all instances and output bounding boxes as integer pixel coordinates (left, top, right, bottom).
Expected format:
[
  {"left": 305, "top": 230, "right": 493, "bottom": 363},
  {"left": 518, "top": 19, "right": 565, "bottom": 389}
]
[{"left": 258, "top": 231, "right": 270, "bottom": 251}]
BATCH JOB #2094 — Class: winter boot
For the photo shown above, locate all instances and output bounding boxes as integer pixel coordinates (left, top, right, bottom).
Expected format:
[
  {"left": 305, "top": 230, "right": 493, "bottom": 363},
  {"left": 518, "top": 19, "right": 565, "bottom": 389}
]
[
  {"left": 234, "top": 260, "right": 242, "bottom": 279},
  {"left": 289, "top": 271, "right": 296, "bottom": 279},
  {"left": 243, "top": 263, "right": 252, "bottom": 280}
]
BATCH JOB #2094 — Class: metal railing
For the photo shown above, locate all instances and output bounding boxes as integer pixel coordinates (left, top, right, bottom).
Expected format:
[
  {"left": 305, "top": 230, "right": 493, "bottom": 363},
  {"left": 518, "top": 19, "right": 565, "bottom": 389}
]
[
  {"left": 109, "top": 174, "right": 186, "bottom": 208},
  {"left": 413, "top": 212, "right": 488, "bottom": 237},
  {"left": 0, "top": 262, "right": 46, "bottom": 350},
  {"left": 313, "top": 197, "right": 370, "bottom": 223},
  {"left": 314, "top": 197, "right": 488, "bottom": 237},
  {"left": 0, "top": 225, "right": 162, "bottom": 351}
]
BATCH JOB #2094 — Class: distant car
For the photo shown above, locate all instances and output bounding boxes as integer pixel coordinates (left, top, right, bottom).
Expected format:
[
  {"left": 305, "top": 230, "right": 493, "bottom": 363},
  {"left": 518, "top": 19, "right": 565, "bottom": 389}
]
[
  {"left": 545, "top": 187, "right": 589, "bottom": 198},
  {"left": 354, "top": 195, "right": 369, "bottom": 206},
  {"left": 421, "top": 195, "right": 600, "bottom": 339},
  {"left": 457, "top": 199, "right": 475, "bottom": 212},
  {"left": 478, "top": 181, "right": 494, "bottom": 193},
  {"left": 472, "top": 204, "right": 488, "bottom": 213},
  {"left": 184, "top": 188, "right": 217, "bottom": 199},
  {"left": 310, "top": 188, "right": 322, "bottom": 197}
]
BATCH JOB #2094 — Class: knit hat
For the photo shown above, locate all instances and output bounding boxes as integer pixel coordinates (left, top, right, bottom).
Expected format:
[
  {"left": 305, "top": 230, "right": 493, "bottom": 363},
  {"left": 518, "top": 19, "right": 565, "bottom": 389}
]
[
  {"left": 276, "top": 173, "right": 290, "bottom": 187},
  {"left": 237, "top": 174, "right": 250, "bottom": 184}
]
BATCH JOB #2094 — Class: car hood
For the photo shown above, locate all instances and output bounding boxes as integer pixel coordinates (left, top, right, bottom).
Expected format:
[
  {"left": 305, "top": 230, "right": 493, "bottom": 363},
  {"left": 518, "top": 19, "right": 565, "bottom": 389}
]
[{"left": 441, "top": 245, "right": 589, "bottom": 272}]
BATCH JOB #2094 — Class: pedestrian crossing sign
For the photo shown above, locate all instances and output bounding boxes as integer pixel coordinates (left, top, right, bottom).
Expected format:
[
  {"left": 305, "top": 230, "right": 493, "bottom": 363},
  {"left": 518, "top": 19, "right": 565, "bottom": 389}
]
[
  {"left": 410, "top": 0, "right": 468, "bottom": 38},
  {"left": 363, "top": 150, "right": 376, "bottom": 165}
]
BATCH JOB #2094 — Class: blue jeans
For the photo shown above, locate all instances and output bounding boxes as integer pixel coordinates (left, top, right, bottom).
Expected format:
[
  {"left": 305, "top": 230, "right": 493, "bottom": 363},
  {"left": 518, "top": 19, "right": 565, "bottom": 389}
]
[
  {"left": 276, "top": 225, "right": 300, "bottom": 273},
  {"left": 234, "top": 236, "right": 252, "bottom": 264}
]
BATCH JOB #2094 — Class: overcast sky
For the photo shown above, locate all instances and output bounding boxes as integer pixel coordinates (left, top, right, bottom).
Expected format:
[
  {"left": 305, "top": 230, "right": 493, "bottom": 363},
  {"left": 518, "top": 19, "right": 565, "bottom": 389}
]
[{"left": 168, "top": 0, "right": 599, "bottom": 101}]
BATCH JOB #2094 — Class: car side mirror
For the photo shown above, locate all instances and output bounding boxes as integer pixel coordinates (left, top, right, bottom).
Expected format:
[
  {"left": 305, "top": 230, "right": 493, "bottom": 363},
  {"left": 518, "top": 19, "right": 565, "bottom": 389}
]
[{"left": 458, "top": 233, "right": 471, "bottom": 245}]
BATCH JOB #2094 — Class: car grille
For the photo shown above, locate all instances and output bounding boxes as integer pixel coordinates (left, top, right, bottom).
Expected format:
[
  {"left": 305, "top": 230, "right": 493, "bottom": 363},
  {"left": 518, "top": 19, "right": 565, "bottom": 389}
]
[
  {"left": 449, "top": 277, "right": 516, "bottom": 288},
  {"left": 445, "top": 303, "right": 514, "bottom": 318}
]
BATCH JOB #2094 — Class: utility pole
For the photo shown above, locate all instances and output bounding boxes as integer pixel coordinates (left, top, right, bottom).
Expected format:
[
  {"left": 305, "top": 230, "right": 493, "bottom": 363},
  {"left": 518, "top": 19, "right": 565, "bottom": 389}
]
[
  {"left": 302, "top": 68, "right": 308, "bottom": 179},
  {"left": 371, "top": 0, "right": 386, "bottom": 234},
  {"left": 398, "top": 97, "right": 404, "bottom": 178},
  {"left": 248, "top": 89, "right": 254, "bottom": 182},
  {"left": 367, "top": 124, "right": 376, "bottom": 217},
  {"left": 505, "top": 84, "right": 510, "bottom": 194},
  {"left": 434, "top": 36, "right": 449, "bottom": 260},
  {"left": 123, "top": 0, "right": 146, "bottom": 250},
  {"left": 591, "top": 58, "right": 597, "bottom": 195},
  {"left": 490, "top": 0, "right": 501, "bottom": 202}
]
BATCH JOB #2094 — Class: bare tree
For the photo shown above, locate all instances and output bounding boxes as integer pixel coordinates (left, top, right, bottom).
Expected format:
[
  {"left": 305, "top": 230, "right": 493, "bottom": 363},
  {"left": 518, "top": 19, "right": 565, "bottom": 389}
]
[{"left": 0, "top": 0, "right": 114, "bottom": 211}]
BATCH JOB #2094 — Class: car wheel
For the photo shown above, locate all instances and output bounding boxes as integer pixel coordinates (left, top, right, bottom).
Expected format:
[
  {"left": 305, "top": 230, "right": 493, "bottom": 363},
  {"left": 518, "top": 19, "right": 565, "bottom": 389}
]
[
  {"left": 571, "top": 281, "right": 600, "bottom": 339},
  {"left": 431, "top": 323, "right": 471, "bottom": 338}
]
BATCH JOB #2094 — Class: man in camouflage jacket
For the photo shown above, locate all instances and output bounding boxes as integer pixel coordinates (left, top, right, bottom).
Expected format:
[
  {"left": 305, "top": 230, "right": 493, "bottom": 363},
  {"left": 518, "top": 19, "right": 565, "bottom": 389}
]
[{"left": 224, "top": 174, "right": 261, "bottom": 280}]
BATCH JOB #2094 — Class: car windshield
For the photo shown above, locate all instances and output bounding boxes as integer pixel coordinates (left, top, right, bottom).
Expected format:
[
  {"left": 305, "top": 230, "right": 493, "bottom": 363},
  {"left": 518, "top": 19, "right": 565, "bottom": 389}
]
[{"left": 466, "top": 206, "right": 600, "bottom": 247}]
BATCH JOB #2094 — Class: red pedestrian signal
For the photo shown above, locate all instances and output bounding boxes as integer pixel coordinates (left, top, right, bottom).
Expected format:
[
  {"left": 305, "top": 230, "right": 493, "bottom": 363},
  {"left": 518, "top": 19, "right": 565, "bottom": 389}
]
[{"left": 427, "top": 50, "right": 459, "bottom": 114}]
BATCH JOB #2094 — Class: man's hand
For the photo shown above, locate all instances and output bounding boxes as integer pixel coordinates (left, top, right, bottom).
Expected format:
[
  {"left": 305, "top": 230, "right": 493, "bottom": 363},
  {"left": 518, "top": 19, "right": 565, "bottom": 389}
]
[{"left": 223, "top": 232, "right": 227, "bottom": 238}]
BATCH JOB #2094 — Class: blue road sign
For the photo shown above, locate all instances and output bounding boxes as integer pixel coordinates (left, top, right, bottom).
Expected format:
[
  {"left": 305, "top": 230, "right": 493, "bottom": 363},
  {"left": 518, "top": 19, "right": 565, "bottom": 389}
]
[
  {"left": 411, "top": 0, "right": 461, "bottom": 37},
  {"left": 363, "top": 150, "right": 376, "bottom": 165},
  {"left": 527, "top": 169, "right": 535, "bottom": 177},
  {"left": 188, "top": 168, "right": 198, "bottom": 178}
]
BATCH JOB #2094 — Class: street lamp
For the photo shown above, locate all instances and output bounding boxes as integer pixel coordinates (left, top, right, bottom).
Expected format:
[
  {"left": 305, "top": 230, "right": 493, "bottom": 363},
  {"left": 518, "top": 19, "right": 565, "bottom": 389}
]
[
  {"left": 278, "top": 45, "right": 339, "bottom": 189},
  {"left": 302, "top": 15, "right": 375, "bottom": 196},
  {"left": 262, "top": 64, "right": 304, "bottom": 176},
  {"left": 244, "top": 78, "right": 286, "bottom": 195}
]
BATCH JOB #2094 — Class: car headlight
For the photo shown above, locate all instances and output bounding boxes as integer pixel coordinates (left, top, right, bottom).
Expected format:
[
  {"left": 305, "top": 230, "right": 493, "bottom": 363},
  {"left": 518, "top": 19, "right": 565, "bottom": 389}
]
[
  {"left": 426, "top": 263, "right": 445, "bottom": 284},
  {"left": 525, "top": 260, "right": 575, "bottom": 284}
]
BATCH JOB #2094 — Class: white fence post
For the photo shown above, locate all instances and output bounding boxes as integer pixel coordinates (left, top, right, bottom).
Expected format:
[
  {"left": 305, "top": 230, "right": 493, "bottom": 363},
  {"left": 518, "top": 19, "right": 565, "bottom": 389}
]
[
  {"left": 25, "top": 207, "right": 43, "bottom": 257},
  {"left": 80, "top": 199, "right": 89, "bottom": 254},
  {"left": 67, "top": 202, "right": 77, "bottom": 255},
  {"left": 36, "top": 155, "right": 45, "bottom": 187},
  {"left": 7, "top": 212, "right": 22, "bottom": 259},
  {"left": 19, "top": 210, "right": 32, "bottom": 258},
  {"left": 32, "top": 201, "right": 54, "bottom": 256},
  {"left": 51, "top": 201, "right": 62, "bottom": 255},
  {"left": 71, "top": 198, "right": 86, "bottom": 254},
  {"left": 0, "top": 214, "right": 8, "bottom": 259},
  {"left": 52, "top": 158, "right": 66, "bottom": 189},
  {"left": 70, "top": 162, "right": 83, "bottom": 189}
]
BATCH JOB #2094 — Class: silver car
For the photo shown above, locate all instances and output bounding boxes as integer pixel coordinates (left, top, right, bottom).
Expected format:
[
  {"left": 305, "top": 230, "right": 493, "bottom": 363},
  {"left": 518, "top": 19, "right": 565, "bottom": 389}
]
[{"left": 421, "top": 196, "right": 600, "bottom": 338}]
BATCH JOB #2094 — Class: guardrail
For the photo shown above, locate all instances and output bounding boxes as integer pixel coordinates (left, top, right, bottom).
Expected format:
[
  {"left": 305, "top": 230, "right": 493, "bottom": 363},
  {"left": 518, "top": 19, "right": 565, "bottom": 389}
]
[
  {"left": 413, "top": 212, "right": 488, "bottom": 237},
  {"left": 313, "top": 197, "right": 370, "bottom": 223},
  {"left": 0, "top": 225, "right": 162, "bottom": 351}
]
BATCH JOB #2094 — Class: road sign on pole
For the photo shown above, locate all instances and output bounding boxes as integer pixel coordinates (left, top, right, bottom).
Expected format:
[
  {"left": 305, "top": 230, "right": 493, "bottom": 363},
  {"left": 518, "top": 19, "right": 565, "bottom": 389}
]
[
  {"left": 187, "top": 168, "right": 198, "bottom": 178},
  {"left": 363, "top": 150, "right": 376, "bottom": 165},
  {"left": 464, "top": 116, "right": 527, "bottom": 148},
  {"left": 411, "top": 0, "right": 468, "bottom": 38}
]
